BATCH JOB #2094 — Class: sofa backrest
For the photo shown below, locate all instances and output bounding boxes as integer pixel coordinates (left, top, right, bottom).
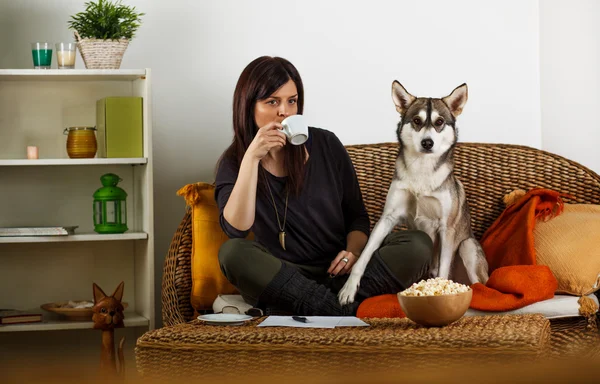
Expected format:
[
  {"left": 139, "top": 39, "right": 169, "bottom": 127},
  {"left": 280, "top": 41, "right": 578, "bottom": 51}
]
[{"left": 345, "top": 142, "right": 600, "bottom": 240}]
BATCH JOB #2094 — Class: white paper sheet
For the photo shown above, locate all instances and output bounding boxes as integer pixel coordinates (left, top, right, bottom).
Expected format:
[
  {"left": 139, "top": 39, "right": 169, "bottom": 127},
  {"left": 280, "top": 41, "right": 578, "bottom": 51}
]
[{"left": 257, "top": 316, "right": 370, "bottom": 328}]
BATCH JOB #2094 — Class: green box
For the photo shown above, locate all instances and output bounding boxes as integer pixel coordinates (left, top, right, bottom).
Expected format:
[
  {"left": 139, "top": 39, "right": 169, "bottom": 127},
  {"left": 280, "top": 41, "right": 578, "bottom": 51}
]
[{"left": 96, "top": 97, "right": 143, "bottom": 158}]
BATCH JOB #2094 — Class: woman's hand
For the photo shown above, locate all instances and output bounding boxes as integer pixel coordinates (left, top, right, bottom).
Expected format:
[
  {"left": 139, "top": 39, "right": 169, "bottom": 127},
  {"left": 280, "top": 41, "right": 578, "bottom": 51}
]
[
  {"left": 246, "top": 121, "right": 287, "bottom": 160},
  {"left": 327, "top": 250, "right": 358, "bottom": 277}
]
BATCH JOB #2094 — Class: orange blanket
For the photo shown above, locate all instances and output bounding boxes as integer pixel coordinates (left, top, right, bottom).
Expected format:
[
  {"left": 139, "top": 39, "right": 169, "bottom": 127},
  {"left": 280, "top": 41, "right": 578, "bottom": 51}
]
[{"left": 357, "top": 188, "right": 565, "bottom": 318}]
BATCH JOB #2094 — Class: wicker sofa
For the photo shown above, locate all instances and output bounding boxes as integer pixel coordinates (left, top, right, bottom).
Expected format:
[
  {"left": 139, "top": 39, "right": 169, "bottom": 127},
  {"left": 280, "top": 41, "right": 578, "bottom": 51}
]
[{"left": 153, "top": 142, "right": 599, "bottom": 369}]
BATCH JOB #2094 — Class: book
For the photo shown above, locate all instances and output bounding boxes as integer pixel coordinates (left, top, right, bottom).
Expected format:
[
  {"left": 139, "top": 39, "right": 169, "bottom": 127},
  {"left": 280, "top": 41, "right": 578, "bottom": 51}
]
[
  {"left": 0, "top": 226, "right": 78, "bottom": 237},
  {"left": 96, "top": 96, "right": 143, "bottom": 158},
  {"left": 0, "top": 310, "right": 43, "bottom": 325}
]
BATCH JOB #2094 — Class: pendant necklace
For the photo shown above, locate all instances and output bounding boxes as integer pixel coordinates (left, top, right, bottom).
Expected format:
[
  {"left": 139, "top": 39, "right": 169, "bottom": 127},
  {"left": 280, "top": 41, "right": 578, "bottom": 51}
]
[{"left": 262, "top": 168, "right": 289, "bottom": 250}]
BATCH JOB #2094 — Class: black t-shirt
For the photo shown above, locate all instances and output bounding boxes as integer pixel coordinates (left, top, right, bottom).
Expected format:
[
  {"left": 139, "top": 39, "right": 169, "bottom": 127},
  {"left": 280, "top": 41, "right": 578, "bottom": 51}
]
[{"left": 215, "top": 127, "right": 370, "bottom": 268}]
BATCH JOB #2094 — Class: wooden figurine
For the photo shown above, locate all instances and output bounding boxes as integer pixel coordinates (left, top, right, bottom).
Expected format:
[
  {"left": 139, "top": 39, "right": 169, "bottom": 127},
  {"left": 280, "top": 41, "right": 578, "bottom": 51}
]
[{"left": 92, "top": 281, "right": 126, "bottom": 377}]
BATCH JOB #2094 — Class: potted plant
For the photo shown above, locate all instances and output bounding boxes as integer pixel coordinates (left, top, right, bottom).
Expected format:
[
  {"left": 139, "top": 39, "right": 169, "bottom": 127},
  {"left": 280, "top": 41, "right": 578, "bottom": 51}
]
[{"left": 68, "top": 0, "right": 144, "bottom": 69}]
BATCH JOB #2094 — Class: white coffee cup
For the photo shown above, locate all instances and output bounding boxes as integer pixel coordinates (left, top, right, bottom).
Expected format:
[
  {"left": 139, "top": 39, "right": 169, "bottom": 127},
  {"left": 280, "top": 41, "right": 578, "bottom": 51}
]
[{"left": 280, "top": 115, "right": 309, "bottom": 145}]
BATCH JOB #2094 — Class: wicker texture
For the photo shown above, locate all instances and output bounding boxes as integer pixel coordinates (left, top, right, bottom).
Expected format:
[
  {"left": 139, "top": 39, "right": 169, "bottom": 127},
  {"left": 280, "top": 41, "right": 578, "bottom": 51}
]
[
  {"left": 550, "top": 316, "right": 600, "bottom": 356},
  {"left": 345, "top": 142, "right": 600, "bottom": 239},
  {"left": 161, "top": 208, "right": 195, "bottom": 326},
  {"left": 136, "top": 314, "right": 550, "bottom": 378},
  {"left": 162, "top": 142, "right": 600, "bottom": 326},
  {"left": 75, "top": 31, "right": 129, "bottom": 69}
]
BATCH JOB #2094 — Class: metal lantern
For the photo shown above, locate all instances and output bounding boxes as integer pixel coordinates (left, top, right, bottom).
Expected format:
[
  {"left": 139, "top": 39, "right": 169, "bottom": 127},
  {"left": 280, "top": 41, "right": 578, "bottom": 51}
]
[{"left": 93, "top": 173, "right": 128, "bottom": 234}]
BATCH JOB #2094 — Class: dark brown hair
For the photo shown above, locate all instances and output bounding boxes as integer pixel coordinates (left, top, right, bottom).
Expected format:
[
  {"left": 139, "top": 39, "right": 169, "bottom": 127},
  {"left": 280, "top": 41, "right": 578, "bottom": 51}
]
[{"left": 218, "top": 56, "right": 306, "bottom": 195}]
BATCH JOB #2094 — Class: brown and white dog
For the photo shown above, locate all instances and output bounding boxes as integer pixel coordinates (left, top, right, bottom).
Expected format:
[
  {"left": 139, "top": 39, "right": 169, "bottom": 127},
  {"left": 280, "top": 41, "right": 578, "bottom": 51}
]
[{"left": 338, "top": 82, "right": 489, "bottom": 305}]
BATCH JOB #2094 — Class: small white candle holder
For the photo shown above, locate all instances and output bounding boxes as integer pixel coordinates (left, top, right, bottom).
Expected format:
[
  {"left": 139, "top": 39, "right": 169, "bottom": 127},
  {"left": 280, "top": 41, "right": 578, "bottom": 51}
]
[{"left": 27, "top": 146, "right": 39, "bottom": 159}]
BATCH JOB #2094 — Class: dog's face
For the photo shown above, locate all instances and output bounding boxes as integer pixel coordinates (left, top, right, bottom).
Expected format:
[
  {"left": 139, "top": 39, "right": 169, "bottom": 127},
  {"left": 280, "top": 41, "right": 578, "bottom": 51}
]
[{"left": 392, "top": 82, "right": 468, "bottom": 156}]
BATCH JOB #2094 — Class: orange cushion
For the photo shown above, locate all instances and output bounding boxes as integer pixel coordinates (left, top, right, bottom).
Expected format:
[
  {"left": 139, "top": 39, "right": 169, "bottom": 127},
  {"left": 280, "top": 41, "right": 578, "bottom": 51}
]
[
  {"left": 177, "top": 182, "right": 251, "bottom": 310},
  {"left": 356, "top": 294, "right": 405, "bottom": 319}
]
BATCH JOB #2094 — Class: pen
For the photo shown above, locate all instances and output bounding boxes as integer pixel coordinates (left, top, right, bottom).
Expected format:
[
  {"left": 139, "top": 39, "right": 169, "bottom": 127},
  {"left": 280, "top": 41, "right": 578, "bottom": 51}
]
[{"left": 292, "top": 316, "right": 308, "bottom": 323}]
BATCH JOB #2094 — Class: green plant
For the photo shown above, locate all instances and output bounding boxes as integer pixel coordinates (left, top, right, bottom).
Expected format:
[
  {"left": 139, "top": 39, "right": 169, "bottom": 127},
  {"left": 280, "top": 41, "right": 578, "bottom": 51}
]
[{"left": 68, "top": 0, "right": 144, "bottom": 40}]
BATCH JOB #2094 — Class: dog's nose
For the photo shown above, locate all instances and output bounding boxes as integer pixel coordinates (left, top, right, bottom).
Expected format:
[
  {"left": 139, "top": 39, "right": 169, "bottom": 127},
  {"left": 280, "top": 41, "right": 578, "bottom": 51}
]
[
  {"left": 109, "top": 311, "right": 115, "bottom": 316},
  {"left": 421, "top": 138, "right": 434, "bottom": 150}
]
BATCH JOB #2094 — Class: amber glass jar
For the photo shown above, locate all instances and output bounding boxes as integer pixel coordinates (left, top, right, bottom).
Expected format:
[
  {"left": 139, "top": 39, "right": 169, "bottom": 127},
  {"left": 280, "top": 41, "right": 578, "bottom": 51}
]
[{"left": 63, "top": 126, "right": 97, "bottom": 158}]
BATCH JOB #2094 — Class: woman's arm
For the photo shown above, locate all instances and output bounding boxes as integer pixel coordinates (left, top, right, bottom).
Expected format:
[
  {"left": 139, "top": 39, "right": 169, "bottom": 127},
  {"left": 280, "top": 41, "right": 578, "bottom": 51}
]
[
  {"left": 222, "top": 154, "right": 260, "bottom": 231},
  {"left": 222, "top": 122, "right": 286, "bottom": 231},
  {"left": 346, "top": 230, "right": 368, "bottom": 257},
  {"left": 328, "top": 133, "right": 371, "bottom": 276}
]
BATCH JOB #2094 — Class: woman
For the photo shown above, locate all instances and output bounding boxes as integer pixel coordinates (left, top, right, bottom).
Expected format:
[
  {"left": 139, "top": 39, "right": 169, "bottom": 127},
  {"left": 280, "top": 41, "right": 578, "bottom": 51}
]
[{"left": 215, "top": 56, "right": 433, "bottom": 315}]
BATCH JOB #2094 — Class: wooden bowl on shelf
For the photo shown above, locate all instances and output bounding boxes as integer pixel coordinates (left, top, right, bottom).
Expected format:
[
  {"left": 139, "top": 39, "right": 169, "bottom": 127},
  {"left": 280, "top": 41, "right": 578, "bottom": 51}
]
[
  {"left": 397, "top": 289, "right": 473, "bottom": 327},
  {"left": 41, "top": 301, "right": 128, "bottom": 321}
]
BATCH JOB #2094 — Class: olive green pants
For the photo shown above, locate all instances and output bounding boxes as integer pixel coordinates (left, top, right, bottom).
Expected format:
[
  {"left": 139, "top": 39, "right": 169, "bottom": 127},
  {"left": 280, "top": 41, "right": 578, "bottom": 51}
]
[{"left": 219, "top": 230, "right": 433, "bottom": 305}]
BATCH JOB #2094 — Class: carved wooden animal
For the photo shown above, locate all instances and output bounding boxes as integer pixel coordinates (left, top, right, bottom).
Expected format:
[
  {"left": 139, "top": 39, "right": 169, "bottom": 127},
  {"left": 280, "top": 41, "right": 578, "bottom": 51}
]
[{"left": 92, "top": 281, "right": 125, "bottom": 377}]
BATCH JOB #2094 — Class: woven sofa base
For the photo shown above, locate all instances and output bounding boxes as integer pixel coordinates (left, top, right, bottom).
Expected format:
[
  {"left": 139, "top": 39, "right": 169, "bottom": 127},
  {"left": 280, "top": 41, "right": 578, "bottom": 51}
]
[
  {"left": 136, "top": 314, "right": 553, "bottom": 379},
  {"left": 549, "top": 315, "right": 600, "bottom": 356}
]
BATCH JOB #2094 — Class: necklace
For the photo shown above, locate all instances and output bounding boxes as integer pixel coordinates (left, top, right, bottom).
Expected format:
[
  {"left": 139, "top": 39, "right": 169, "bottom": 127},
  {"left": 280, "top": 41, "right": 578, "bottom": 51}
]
[{"left": 262, "top": 168, "right": 289, "bottom": 250}]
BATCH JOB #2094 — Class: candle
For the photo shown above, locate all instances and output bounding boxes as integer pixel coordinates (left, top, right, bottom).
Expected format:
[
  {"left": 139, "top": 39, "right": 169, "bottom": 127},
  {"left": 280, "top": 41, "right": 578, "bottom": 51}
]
[
  {"left": 57, "top": 50, "right": 76, "bottom": 68},
  {"left": 27, "top": 146, "right": 39, "bottom": 159},
  {"left": 56, "top": 43, "right": 76, "bottom": 69}
]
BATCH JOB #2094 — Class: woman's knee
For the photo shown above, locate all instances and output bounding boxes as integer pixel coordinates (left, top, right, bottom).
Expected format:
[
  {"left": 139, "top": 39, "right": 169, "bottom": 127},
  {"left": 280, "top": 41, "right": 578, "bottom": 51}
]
[
  {"left": 409, "top": 230, "right": 434, "bottom": 264},
  {"left": 218, "top": 238, "right": 246, "bottom": 268},
  {"left": 379, "top": 230, "right": 433, "bottom": 267}
]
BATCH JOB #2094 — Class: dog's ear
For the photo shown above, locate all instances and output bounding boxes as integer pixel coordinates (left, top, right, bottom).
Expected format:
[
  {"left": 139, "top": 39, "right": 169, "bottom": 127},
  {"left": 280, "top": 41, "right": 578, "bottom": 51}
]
[
  {"left": 391, "top": 81, "right": 415, "bottom": 116},
  {"left": 442, "top": 83, "right": 468, "bottom": 117}
]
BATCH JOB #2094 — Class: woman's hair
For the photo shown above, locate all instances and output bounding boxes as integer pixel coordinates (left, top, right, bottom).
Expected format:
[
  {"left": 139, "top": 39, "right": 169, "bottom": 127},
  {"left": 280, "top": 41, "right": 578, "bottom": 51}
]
[{"left": 218, "top": 56, "right": 306, "bottom": 195}]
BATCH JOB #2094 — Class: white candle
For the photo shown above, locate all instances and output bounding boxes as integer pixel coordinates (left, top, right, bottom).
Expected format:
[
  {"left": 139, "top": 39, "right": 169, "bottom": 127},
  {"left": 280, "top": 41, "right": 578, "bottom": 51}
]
[
  {"left": 57, "top": 50, "right": 76, "bottom": 68},
  {"left": 27, "top": 146, "right": 39, "bottom": 159}
]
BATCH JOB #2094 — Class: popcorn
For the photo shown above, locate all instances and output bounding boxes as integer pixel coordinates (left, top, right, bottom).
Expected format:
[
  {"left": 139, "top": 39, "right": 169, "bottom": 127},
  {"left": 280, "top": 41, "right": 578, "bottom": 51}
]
[{"left": 399, "top": 277, "right": 470, "bottom": 296}]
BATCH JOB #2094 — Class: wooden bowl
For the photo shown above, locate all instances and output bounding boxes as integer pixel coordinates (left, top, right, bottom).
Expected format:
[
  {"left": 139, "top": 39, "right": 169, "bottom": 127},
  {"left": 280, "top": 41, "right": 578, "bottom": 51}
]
[
  {"left": 41, "top": 301, "right": 128, "bottom": 321},
  {"left": 397, "top": 289, "right": 472, "bottom": 327}
]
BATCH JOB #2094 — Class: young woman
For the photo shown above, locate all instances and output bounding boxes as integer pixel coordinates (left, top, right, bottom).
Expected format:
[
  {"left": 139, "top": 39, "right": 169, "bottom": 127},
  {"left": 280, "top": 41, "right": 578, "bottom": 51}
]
[{"left": 215, "top": 56, "right": 433, "bottom": 315}]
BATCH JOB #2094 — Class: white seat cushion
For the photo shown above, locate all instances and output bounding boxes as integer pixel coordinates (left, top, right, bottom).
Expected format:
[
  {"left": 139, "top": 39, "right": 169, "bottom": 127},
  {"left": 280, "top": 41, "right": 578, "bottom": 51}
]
[{"left": 465, "top": 294, "right": 599, "bottom": 319}]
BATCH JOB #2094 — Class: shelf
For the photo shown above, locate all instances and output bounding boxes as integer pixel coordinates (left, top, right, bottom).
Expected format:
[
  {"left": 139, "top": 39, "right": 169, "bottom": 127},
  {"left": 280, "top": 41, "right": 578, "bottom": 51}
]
[
  {"left": 0, "top": 158, "right": 147, "bottom": 166},
  {"left": 0, "top": 69, "right": 146, "bottom": 81},
  {"left": 0, "top": 232, "right": 148, "bottom": 244},
  {"left": 0, "top": 66, "right": 156, "bottom": 338},
  {"left": 0, "top": 311, "right": 148, "bottom": 332}
]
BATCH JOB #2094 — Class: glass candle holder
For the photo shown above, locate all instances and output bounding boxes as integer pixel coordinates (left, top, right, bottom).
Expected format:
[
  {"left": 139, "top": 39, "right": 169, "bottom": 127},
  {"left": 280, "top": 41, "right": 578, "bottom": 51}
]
[
  {"left": 32, "top": 42, "right": 52, "bottom": 69},
  {"left": 56, "top": 42, "right": 76, "bottom": 69}
]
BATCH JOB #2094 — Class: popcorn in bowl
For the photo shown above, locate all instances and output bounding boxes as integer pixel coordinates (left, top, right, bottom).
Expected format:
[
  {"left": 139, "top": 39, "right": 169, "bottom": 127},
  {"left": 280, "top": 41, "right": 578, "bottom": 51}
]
[{"left": 399, "top": 277, "right": 470, "bottom": 297}]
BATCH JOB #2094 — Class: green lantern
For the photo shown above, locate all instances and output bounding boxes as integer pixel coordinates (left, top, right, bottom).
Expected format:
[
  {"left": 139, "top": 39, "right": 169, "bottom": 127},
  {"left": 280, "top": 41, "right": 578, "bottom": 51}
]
[{"left": 93, "top": 173, "right": 128, "bottom": 234}]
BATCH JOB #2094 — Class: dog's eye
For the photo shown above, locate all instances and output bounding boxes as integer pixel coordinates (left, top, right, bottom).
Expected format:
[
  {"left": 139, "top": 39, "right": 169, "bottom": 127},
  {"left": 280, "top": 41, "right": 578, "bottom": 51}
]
[
  {"left": 435, "top": 118, "right": 444, "bottom": 127},
  {"left": 412, "top": 117, "right": 422, "bottom": 126}
]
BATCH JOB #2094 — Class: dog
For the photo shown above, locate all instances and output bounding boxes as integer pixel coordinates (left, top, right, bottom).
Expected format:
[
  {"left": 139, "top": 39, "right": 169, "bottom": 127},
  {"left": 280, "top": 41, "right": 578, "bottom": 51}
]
[{"left": 337, "top": 81, "right": 489, "bottom": 305}]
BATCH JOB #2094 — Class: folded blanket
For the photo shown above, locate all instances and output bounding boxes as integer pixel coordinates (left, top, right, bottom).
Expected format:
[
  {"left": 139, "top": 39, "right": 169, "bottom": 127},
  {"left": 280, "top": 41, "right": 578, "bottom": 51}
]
[
  {"left": 357, "top": 188, "right": 566, "bottom": 318},
  {"left": 357, "top": 266, "right": 557, "bottom": 318},
  {"left": 481, "top": 188, "right": 567, "bottom": 270},
  {"left": 469, "top": 265, "right": 557, "bottom": 311}
]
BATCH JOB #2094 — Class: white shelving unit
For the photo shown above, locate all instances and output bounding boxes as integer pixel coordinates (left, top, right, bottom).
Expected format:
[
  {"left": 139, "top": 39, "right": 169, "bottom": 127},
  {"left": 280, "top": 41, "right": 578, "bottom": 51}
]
[
  {"left": 0, "top": 311, "right": 148, "bottom": 333},
  {"left": 0, "top": 158, "right": 147, "bottom": 166},
  {"left": 0, "top": 232, "right": 148, "bottom": 244},
  {"left": 0, "top": 69, "right": 155, "bottom": 336}
]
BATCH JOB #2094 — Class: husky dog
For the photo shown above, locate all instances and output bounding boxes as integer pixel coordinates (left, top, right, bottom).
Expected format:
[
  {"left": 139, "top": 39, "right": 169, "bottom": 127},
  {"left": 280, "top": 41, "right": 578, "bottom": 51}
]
[{"left": 338, "top": 81, "right": 489, "bottom": 305}]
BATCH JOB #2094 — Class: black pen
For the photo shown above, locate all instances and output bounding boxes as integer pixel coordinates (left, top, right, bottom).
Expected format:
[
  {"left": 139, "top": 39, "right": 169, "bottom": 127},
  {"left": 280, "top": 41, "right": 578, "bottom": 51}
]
[{"left": 292, "top": 316, "right": 308, "bottom": 323}]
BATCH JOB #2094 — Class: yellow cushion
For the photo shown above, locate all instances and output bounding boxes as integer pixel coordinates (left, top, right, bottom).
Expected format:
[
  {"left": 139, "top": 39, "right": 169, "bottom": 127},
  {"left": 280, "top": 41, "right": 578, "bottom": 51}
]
[
  {"left": 534, "top": 203, "right": 600, "bottom": 296},
  {"left": 177, "top": 182, "right": 250, "bottom": 310}
]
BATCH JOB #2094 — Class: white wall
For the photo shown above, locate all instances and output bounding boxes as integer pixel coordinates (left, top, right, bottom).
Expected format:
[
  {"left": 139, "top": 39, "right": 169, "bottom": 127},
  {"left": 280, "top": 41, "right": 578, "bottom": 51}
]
[
  {"left": 0, "top": 0, "right": 547, "bottom": 326},
  {"left": 540, "top": 0, "right": 600, "bottom": 174}
]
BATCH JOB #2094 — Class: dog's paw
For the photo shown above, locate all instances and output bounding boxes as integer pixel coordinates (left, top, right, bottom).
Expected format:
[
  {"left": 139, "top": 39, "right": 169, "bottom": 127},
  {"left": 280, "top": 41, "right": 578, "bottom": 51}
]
[{"left": 337, "top": 275, "right": 361, "bottom": 305}]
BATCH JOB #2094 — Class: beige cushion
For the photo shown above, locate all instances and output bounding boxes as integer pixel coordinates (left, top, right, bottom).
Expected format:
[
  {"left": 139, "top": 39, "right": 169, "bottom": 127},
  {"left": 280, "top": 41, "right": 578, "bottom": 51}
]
[{"left": 534, "top": 204, "right": 600, "bottom": 296}]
